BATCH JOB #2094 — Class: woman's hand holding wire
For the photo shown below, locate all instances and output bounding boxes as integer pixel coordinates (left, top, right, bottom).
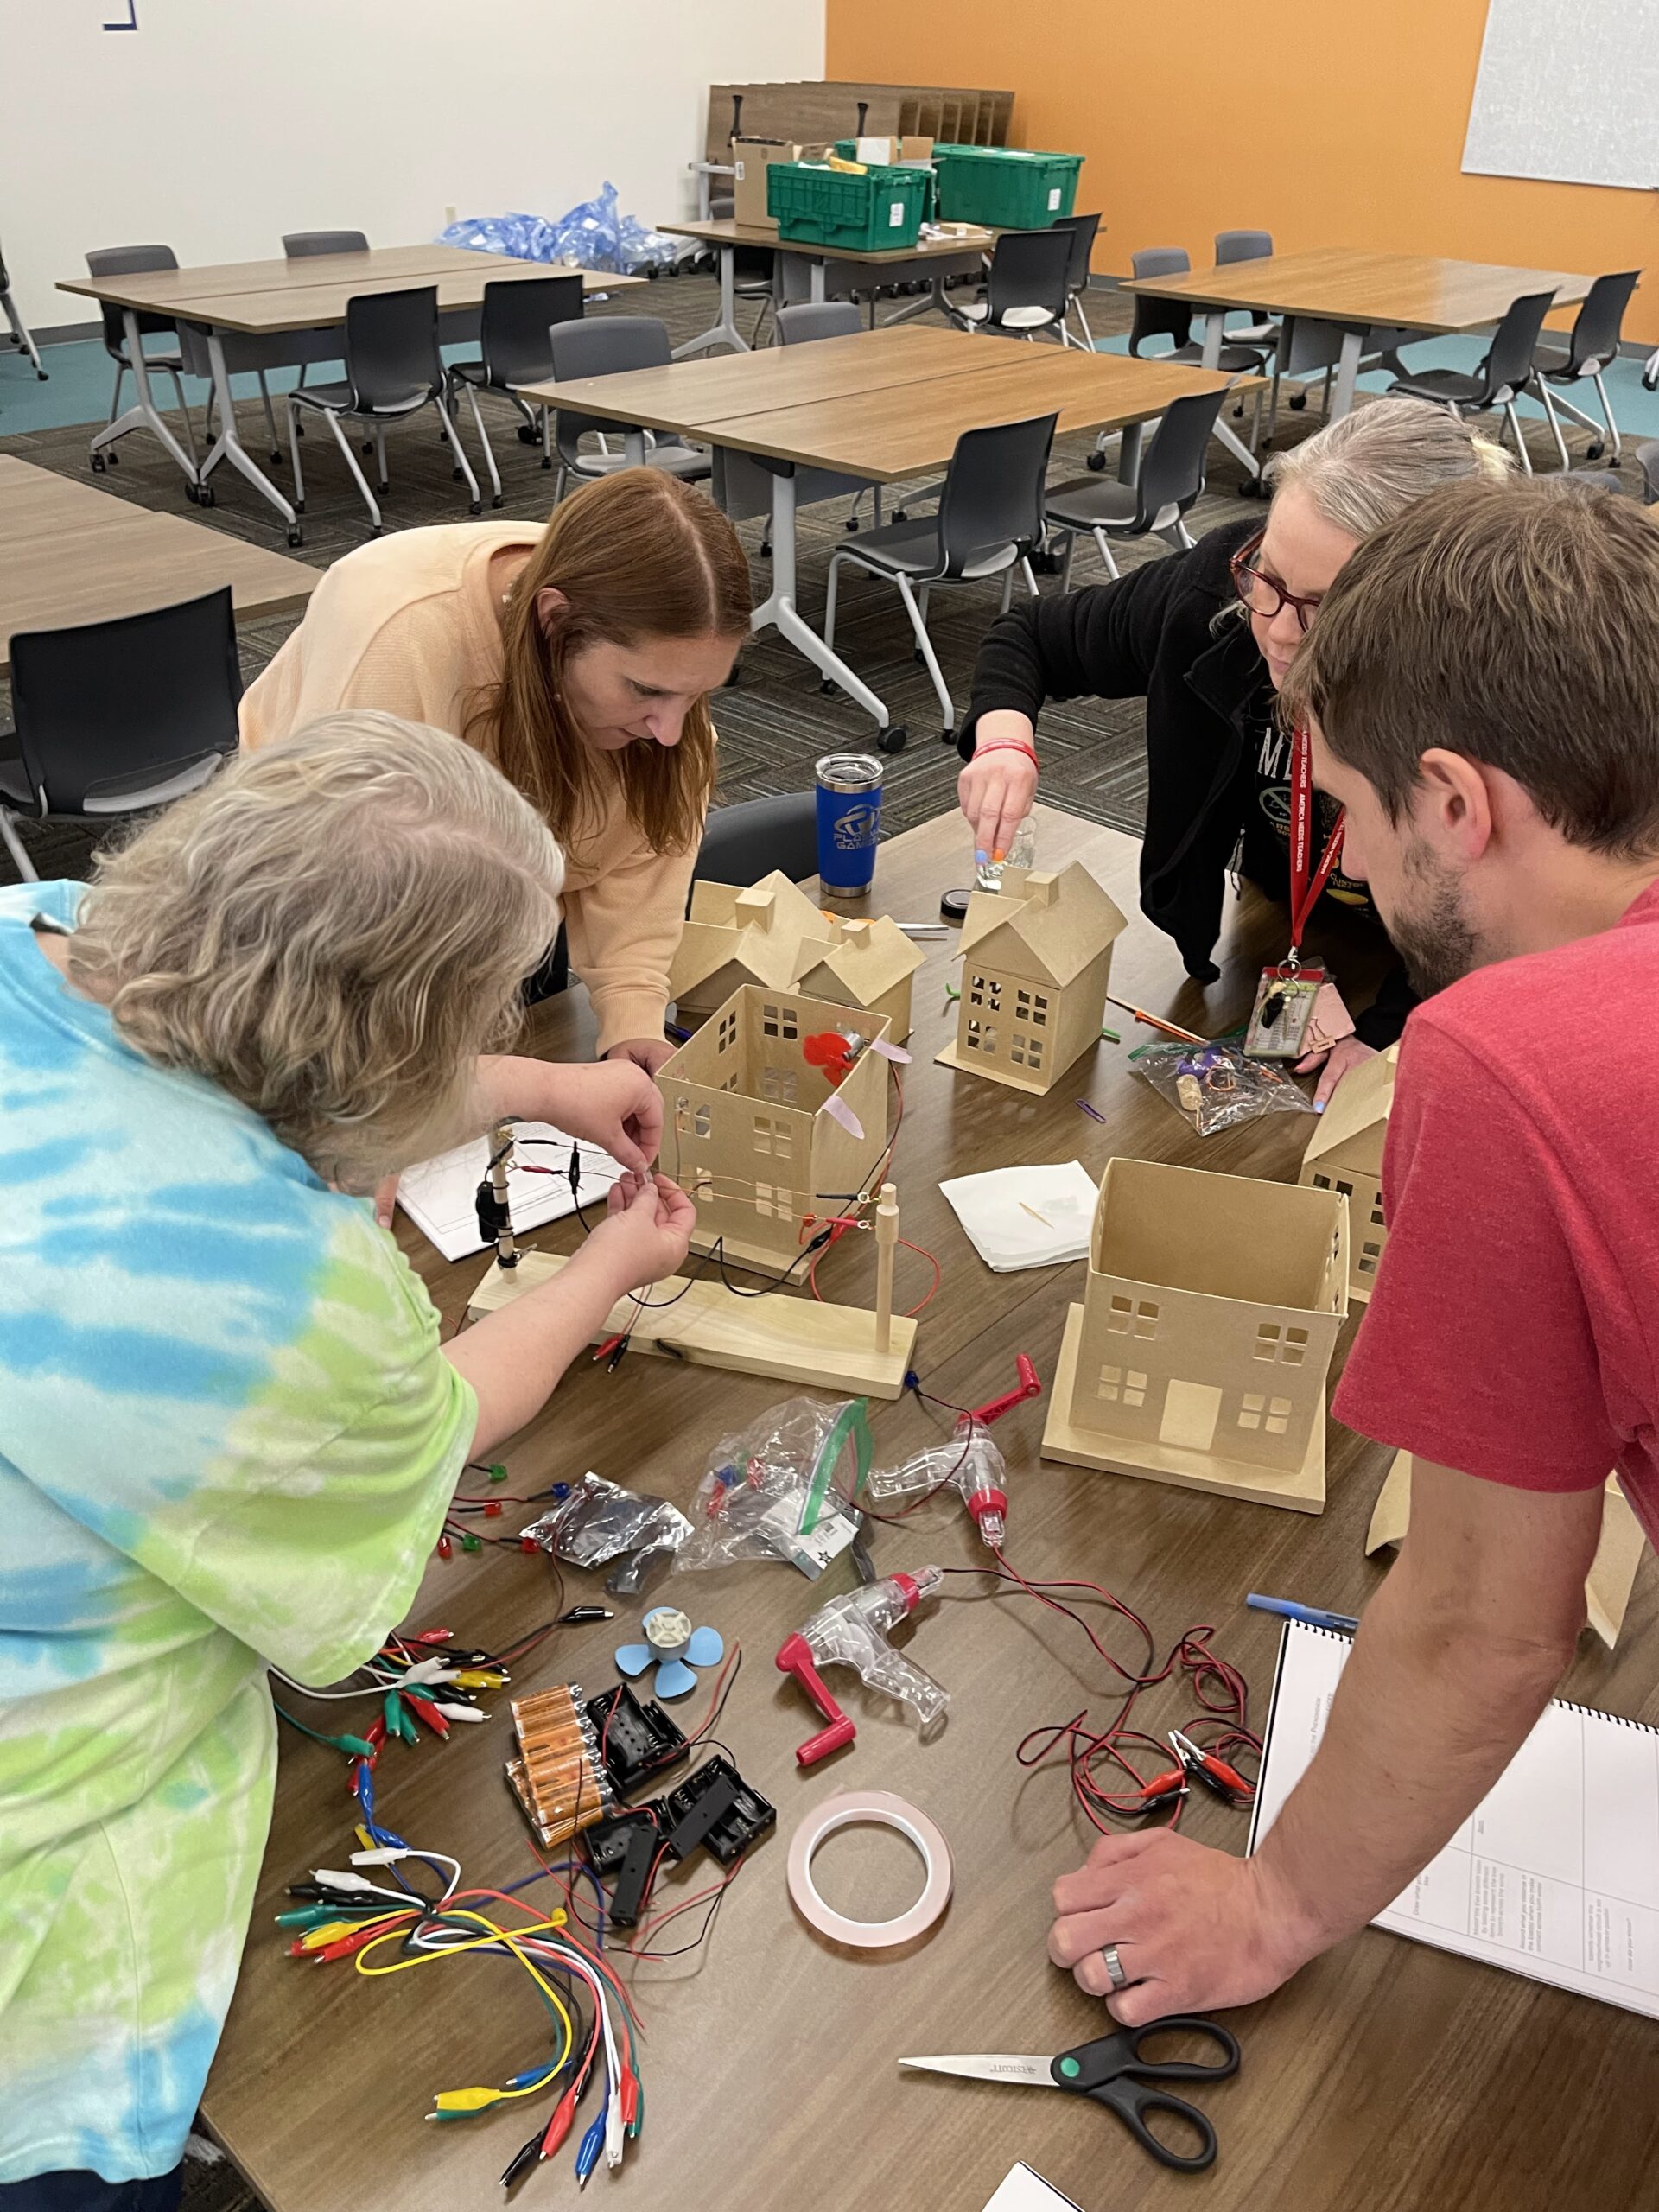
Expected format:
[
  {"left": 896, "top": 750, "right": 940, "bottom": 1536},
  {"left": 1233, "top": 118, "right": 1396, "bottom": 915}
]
[
  {"left": 545, "top": 1059, "right": 664, "bottom": 1174},
  {"left": 586, "top": 1173, "right": 697, "bottom": 1294}
]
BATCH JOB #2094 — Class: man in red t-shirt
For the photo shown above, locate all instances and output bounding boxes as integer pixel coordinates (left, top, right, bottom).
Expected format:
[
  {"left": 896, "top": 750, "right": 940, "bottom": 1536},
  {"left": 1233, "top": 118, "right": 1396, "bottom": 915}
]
[{"left": 1048, "top": 476, "right": 1659, "bottom": 2021}]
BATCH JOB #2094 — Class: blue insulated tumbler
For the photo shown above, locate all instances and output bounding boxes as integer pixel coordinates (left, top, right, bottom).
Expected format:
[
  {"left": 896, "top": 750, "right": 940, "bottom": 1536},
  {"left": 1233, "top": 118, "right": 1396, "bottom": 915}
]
[{"left": 815, "top": 753, "right": 884, "bottom": 896}]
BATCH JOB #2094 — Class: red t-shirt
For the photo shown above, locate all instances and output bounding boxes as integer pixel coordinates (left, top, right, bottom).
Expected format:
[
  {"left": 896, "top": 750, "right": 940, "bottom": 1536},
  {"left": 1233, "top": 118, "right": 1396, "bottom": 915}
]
[{"left": 1333, "top": 878, "right": 1659, "bottom": 1544}]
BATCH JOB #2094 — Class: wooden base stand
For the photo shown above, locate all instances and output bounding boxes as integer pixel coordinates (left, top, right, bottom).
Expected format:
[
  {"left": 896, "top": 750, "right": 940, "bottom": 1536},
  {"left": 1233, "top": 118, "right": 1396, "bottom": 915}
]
[
  {"left": 467, "top": 1251, "right": 918, "bottom": 1399},
  {"left": 934, "top": 1037, "right": 1058, "bottom": 1096},
  {"left": 1041, "top": 1303, "right": 1327, "bottom": 1514}
]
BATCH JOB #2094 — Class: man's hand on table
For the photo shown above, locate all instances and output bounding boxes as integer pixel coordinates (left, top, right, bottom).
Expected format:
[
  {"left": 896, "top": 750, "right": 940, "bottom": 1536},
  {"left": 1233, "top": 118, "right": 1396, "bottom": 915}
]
[{"left": 1049, "top": 1831, "right": 1321, "bottom": 2024}]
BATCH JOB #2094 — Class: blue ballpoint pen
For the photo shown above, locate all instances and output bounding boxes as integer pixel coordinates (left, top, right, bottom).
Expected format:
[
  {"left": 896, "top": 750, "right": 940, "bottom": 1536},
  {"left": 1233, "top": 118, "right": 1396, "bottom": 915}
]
[{"left": 1246, "top": 1592, "right": 1360, "bottom": 1633}]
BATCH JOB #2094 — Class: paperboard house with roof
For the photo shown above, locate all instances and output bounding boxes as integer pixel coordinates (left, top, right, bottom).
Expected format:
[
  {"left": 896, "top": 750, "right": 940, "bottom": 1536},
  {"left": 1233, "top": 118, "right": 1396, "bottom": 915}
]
[
  {"left": 670, "top": 873, "right": 831, "bottom": 1029},
  {"left": 656, "top": 982, "right": 893, "bottom": 1272},
  {"left": 1298, "top": 1045, "right": 1398, "bottom": 1304},
  {"left": 936, "top": 863, "right": 1128, "bottom": 1095},
  {"left": 793, "top": 915, "right": 924, "bottom": 1044},
  {"left": 1043, "top": 1157, "right": 1350, "bottom": 1513}
]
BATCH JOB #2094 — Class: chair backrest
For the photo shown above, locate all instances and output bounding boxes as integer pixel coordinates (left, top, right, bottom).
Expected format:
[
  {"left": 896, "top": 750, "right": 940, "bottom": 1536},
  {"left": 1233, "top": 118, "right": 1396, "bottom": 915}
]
[
  {"left": 86, "top": 243, "right": 180, "bottom": 353},
  {"left": 479, "top": 274, "right": 584, "bottom": 386},
  {"left": 1563, "top": 270, "right": 1640, "bottom": 374},
  {"left": 1214, "top": 229, "right": 1273, "bottom": 265},
  {"left": 549, "top": 315, "right": 673, "bottom": 448},
  {"left": 1129, "top": 386, "right": 1230, "bottom": 529},
  {"left": 283, "top": 230, "right": 369, "bottom": 258},
  {"left": 341, "top": 285, "right": 442, "bottom": 410},
  {"left": 1128, "top": 246, "right": 1193, "bottom": 355},
  {"left": 693, "top": 791, "right": 817, "bottom": 891},
  {"left": 936, "top": 411, "right": 1058, "bottom": 577},
  {"left": 985, "top": 228, "right": 1073, "bottom": 324},
  {"left": 10, "top": 587, "right": 242, "bottom": 813},
  {"left": 1051, "top": 213, "right": 1103, "bottom": 296},
  {"left": 776, "top": 301, "right": 862, "bottom": 345},
  {"left": 1478, "top": 289, "right": 1557, "bottom": 400}
]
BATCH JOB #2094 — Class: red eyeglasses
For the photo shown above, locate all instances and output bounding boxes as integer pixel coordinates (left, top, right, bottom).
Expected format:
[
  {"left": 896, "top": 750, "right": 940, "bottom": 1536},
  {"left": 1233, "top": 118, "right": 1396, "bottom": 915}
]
[{"left": 1230, "top": 530, "right": 1324, "bottom": 632}]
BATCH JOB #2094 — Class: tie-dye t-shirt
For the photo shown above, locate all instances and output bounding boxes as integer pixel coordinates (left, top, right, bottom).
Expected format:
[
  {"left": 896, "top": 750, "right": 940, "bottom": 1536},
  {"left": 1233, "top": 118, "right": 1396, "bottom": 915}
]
[{"left": 0, "top": 881, "right": 475, "bottom": 2185}]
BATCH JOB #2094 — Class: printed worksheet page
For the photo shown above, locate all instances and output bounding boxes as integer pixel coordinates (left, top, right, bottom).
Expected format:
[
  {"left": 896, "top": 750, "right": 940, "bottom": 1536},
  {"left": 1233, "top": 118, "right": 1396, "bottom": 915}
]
[
  {"left": 1250, "top": 1622, "right": 1659, "bottom": 2018},
  {"left": 397, "top": 1122, "right": 626, "bottom": 1262}
]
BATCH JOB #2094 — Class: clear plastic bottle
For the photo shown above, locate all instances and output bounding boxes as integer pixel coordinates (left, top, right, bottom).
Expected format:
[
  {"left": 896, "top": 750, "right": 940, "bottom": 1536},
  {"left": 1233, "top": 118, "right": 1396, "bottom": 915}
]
[{"left": 975, "top": 813, "right": 1037, "bottom": 893}]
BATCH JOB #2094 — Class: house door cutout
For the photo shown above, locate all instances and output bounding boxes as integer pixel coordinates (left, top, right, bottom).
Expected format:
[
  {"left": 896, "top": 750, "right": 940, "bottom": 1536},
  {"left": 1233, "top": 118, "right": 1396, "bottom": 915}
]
[{"left": 1160, "top": 1381, "right": 1222, "bottom": 1452}]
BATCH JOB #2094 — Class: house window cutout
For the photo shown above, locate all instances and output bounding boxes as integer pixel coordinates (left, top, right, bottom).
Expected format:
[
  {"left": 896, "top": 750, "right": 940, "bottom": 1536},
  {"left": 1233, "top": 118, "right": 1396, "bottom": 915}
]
[
  {"left": 966, "top": 1019, "right": 982, "bottom": 1051},
  {"left": 969, "top": 988, "right": 984, "bottom": 1007},
  {"left": 1360, "top": 1239, "right": 1382, "bottom": 1273},
  {"left": 1134, "top": 1300, "right": 1160, "bottom": 1339},
  {"left": 1096, "top": 1362, "right": 1122, "bottom": 1401},
  {"left": 691, "top": 1169, "right": 713, "bottom": 1200},
  {"left": 1031, "top": 1007, "right": 1047, "bottom": 1028},
  {"left": 1010, "top": 1049, "right": 1025, "bottom": 1066},
  {"left": 693, "top": 1105, "right": 712, "bottom": 1139},
  {"left": 1160, "top": 1380, "right": 1222, "bottom": 1453},
  {"left": 762, "top": 1002, "right": 780, "bottom": 1035},
  {"left": 1336, "top": 1179, "right": 1353, "bottom": 1198},
  {"left": 1027, "top": 1038, "right": 1043, "bottom": 1065},
  {"left": 721, "top": 1073, "right": 738, "bottom": 1092},
  {"left": 718, "top": 1012, "right": 738, "bottom": 1052},
  {"left": 782, "top": 1008, "right": 798, "bottom": 1040},
  {"left": 674, "top": 1095, "right": 691, "bottom": 1132},
  {"left": 1123, "top": 1370, "right": 1147, "bottom": 1408},
  {"left": 753, "top": 1116, "right": 771, "bottom": 1154},
  {"left": 762, "top": 1068, "right": 798, "bottom": 1104},
  {"left": 1033, "top": 991, "right": 1049, "bottom": 1012},
  {"left": 1311, "top": 1172, "right": 1331, "bottom": 1190},
  {"left": 1238, "top": 1391, "right": 1267, "bottom": 1431},
  {"left": 982, "top": 1026, "right": 998, "bottom": 1052},
  {"left": 1267, "top": 1395, "right": 1293, "bottom": 1437},
  {"left": 1107, "top": 1294, "right": 1134, "bottom": 1336},
  {"left": 1255, "top": 1323, "right": 1281, "bottom": 1362},
  {"left": 1370, "top": 1198, "right": 1386, "bottom": 1228},
  {"left": 1281, "top": 1326, "right": 1308, "bottom": 1367},
  {"left": 754, "top": 1181, "right": 772, "bottom": 1216}
]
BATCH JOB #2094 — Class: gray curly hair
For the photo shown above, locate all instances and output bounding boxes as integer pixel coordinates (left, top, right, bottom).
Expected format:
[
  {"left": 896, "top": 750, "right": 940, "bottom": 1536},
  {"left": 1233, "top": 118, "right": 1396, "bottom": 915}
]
[
  {"left": 67, "top": 711, "right": 564, "bottom": 1191},
  {"left": 1263, "top": 395, "right": 1513, "bottom": 537}
]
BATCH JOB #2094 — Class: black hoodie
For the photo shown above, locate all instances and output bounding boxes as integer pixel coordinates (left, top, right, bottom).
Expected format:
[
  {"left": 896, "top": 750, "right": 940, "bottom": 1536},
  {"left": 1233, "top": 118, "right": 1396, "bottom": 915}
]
[{"left": 958, "top": 519, "right": 1415, "bottom": 1048}]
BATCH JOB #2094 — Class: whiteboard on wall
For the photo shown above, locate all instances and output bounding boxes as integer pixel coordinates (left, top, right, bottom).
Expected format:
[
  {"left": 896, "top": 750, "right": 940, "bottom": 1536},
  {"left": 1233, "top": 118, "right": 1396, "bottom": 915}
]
[{"left": 1462, "top": 0, "right": 1659, "bottom": 190}]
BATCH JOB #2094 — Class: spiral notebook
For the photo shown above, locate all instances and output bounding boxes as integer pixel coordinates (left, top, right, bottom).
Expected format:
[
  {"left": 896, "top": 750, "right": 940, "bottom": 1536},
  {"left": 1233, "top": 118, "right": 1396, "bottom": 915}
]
[{"left": 1249, "top": 1619, "right": 1659, "bottom": 2018}]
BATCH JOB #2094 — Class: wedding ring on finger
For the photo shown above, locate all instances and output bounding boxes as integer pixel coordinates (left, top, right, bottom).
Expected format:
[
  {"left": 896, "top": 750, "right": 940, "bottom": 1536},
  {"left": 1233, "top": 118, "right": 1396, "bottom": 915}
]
[{"left": 1101, "top": 1942, "right": 1130, "bottom": 1992}]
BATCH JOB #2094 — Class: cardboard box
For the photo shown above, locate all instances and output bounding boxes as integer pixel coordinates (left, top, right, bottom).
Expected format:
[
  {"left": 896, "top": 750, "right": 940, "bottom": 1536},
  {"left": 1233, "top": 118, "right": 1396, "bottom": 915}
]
[
  {"left": 733, "top": 139, "right": 806, "bottom": 231},
  {"left": 1042, "top": 1157, "right": 1350, "bottom": 1513},
  {"left": 853, "top": 135, "right": 936, "bottom": 167},
  {"left": 1299, "top": 1044, "right": 1398, "bottom": 1304}
]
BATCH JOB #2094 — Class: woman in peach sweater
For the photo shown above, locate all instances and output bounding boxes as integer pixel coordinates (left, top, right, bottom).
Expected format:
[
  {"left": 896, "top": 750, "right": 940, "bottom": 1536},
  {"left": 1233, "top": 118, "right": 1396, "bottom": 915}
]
[{"left": 240, "top": 470, "right": 751, "bottom": 1077}]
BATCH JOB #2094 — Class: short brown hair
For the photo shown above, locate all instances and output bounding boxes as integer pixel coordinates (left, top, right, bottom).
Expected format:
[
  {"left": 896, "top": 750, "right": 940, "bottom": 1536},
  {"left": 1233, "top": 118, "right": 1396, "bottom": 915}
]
[
  {"left": 467, "top": 468, "right": 752, "bottom": 857},
  {"left": 1282, "top": 476, "right": 1659, "bottom": 859}
]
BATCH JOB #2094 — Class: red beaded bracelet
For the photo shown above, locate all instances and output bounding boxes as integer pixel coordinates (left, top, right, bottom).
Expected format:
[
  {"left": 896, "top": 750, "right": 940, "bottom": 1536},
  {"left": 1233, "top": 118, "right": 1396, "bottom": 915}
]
[{"left": 973, "top": 740, "right": 1039, "bottom": 766}]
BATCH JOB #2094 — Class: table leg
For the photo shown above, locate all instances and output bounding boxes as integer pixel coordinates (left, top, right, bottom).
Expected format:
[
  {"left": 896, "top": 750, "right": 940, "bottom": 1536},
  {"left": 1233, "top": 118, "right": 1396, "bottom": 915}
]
[
  {"left": 1200, "top": 310, "right": 1224, "bottom": 372},
  {"left": 809, "top": 259, "right": 827, "bottom": 304},
  {"left": 195, "top": 331, "right": 299, "bottom": 534},
  {"left": 673, "top": 246, "right": 751, "bottom": 358},
  {"left": 89, "top": 309, "right": 199, "bottom": 486},
  {"left": 1330, "top": 327, "right": 1366, "bottom": 420},
  {"left": 1211, "top": 416, "right": 1262, "bottom": 480},
  {"left": 749, "top": 465, "right": 892, "bottom": 733}
]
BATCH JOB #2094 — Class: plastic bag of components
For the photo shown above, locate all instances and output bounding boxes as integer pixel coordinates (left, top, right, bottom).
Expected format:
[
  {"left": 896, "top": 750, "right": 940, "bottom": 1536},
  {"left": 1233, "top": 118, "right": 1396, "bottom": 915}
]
[
  {"left": 441, "top": 186, "right": 678, "bottom": 274},
  {"left": 676, "top": 1397, "right": 873, "bottom": 1579},
  {"left": 520, "top": 1472, "right": 692, "bottom": 1596},
  {"left": 1133, "top": 1040, "right": 1316, "bottom": 1138}
]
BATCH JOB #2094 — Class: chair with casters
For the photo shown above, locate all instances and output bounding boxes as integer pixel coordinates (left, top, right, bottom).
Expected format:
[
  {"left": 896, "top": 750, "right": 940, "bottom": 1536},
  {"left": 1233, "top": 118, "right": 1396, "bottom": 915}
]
[
  {"left": 1044, "top": 385, "right": 1230, "bottom": 585},
  {"left": 286, "top": 284, "right": 480, "bottom": 533},
  {"left": 444, "top": 274, "right": 584, "bottom": 499},
  {"left": 950, "top": 228, "right": 1072, "bottom": 342},
  {"left": 1, "top": 239, "right": 47, "bottom": 378},
  {"left": 0, "top": 587, "right": 241, "bottom": 883},
  {"left": 547, "top": 317, "right": 710, "bottom": 504},
  {"left": 821, "top": 411, "right": 1058, "bottom": 749},
  {"left": 693, "top": 791, "right": 818, "bottom": 891},
  {"left": 1388, "top": 289, "right": 1559, "bottom": 474},
  {"left": 775, "top": 300, "right": 883, "bottom": 539},
  {"left": 1051, "top": 213, "right": 1103, "bottom": 349},
  {"left": 84, "top": 245, "right": 199, "bottom": 475},
  {"left": 1087, "top": 247, "right": 1272, "bottom": 471},
  {"left": 1530, "top": 270, "right": 1640, "bottom": 468}
]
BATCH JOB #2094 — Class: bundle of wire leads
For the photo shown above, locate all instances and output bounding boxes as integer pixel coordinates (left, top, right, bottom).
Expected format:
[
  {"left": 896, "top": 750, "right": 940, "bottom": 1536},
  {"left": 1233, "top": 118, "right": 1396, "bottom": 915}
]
[{"left": 281, "top": 1841, "right": 641, "bottom": 2193}]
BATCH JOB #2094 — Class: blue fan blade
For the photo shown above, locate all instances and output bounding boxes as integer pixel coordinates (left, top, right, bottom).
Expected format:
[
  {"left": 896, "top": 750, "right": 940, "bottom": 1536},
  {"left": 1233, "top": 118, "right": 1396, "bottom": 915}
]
[
  {"left": 613, "top": 1643, "right": 653, "bottom": 1677},
  {"left": 653, "top": 1658, "right": 699, "bottom": 1700},
  {"left": 685, "top": 1626, "right": 725, "bottom": 1669}
]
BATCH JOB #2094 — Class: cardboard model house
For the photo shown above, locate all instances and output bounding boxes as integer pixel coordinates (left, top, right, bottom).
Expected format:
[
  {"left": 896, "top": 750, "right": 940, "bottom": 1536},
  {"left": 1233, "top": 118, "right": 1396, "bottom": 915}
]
[
  {"left": 671, "top": 876, "right": 925, "bottom": 1044},
  {"left": 1299, "top": 1045, "right": 1397, "bottom": 1304},
  {"left": 670, "top": 873, "right": 830, "bottom": 1028},
  {"left": 1043, "top": 1156, "right": 1349, "bottom": 1513},
  {"left": 656, "top": 982, "right": 893, "bottom": 1271},
  {"left": 936, "top": 863, "right": 1127, "bottom": 1095}
]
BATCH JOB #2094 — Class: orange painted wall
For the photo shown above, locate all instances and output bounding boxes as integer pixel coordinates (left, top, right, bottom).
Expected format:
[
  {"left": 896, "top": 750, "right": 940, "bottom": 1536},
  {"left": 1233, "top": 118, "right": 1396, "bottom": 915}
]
[{"left": 825, "top": 0, "right": 1658, "bottom": 344}]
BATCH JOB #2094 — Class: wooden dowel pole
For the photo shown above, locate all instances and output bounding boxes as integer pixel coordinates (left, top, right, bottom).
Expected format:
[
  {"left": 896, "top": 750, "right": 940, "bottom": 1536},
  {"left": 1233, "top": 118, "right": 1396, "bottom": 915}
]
[
  {"left": 490, "top": 1118, "right": 518, "bottom": 1268},
  {"left": 874, "top": 1180, "right": 899, "bottom": 1354}
]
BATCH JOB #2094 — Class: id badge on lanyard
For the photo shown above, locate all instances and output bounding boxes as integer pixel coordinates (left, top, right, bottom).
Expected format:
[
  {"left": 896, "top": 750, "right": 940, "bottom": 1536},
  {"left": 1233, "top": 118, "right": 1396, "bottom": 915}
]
[{"left": 1244, "top": 724, "right": 1351, "bottom": 1060}]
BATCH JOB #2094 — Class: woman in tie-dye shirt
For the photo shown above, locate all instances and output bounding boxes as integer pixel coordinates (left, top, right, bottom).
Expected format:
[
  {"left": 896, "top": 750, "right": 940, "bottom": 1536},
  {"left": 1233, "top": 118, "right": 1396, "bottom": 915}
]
[{"left": 0, "top": 714, "right": 696, "bottom": 2210}]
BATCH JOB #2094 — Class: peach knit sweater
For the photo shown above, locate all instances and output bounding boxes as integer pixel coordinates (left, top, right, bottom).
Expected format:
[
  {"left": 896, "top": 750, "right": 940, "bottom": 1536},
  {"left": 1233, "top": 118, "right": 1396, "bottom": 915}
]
[{"left": 239, "top": 522, "right": 701, "bottom": 1053}]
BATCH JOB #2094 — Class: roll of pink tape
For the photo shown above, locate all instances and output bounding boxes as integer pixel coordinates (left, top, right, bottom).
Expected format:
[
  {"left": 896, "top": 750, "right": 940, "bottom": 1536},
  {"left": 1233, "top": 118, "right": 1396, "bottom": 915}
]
[{"left": 785, "top": 1789, "right": 953, "bottom": 1948}]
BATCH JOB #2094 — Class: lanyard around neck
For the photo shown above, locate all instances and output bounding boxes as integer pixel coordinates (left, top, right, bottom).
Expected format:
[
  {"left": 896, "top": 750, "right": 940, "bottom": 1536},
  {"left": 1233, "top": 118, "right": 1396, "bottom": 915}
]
[{"left": 1287, "top": 723, "right": 1345, "bottom": 958}]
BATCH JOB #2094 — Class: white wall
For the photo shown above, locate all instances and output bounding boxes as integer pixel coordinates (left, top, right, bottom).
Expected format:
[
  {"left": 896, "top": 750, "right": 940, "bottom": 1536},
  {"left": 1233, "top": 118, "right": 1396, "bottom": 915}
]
[{"left": 0, "top": 0, "right": 825, "bottom": 328}]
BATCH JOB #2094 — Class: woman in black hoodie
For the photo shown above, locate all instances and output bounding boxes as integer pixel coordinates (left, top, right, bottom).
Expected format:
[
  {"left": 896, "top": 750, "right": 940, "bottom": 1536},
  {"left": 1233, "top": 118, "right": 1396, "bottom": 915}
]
[{"left": 957, "top": 397, "right": 1510, "bottom": 1099}]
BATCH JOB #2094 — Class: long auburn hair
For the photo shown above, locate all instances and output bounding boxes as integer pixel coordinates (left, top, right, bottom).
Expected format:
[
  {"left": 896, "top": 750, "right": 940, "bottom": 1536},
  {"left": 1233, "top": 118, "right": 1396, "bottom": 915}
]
[{"left": 466, "top": 469, "right": 752, "bottom": 856}]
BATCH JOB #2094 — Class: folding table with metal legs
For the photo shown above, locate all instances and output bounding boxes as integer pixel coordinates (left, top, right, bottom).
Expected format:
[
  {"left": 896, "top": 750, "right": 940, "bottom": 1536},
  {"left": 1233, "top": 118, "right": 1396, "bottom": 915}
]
[
  {"left": 196, "top": 328, "right": 302, "bottom": 539},
  {"left": 673, "top": 245, "right": 753, "bottom": 359}
]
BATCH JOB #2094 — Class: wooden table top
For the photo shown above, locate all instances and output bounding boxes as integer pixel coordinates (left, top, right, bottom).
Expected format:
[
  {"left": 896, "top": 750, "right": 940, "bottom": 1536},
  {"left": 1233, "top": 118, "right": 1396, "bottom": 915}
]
[
  {"left": 0, "top": 456, "right": 318, "bottom": 669},
  {"left": 664, "top": 215, "right": 996, "bottom": 265},
  {"left": 517, "top": 323, "right": 1015, "bottom": 435},
  {"left": 200, "top": 802, "right": 1659, "bottom": 2212},
  {"left": 58, "top": 250, "right": 639, "bottom": 334},
  {"left": 1122, "top": 248, "right": 1595, "bottom": 335},
  {"left": 522, "top": 337, "right": 1255, "bottom": 480}
]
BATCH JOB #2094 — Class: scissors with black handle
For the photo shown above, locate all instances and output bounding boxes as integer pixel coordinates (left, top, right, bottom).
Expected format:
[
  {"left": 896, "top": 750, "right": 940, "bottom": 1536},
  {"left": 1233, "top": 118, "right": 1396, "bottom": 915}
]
[{"left": 899, "top": 2014, "right": 1240, "bottom": 2173}]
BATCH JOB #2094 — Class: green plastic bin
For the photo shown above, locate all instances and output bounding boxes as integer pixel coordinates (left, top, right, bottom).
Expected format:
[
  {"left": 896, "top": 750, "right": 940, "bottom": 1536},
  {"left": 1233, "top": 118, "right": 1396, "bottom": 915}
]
[
  {"left": 766, "top": 161, "right": 929, "bottom": 252},
  {"left": 932, "top": 145, "right": 1083, "bottom": 229}
]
